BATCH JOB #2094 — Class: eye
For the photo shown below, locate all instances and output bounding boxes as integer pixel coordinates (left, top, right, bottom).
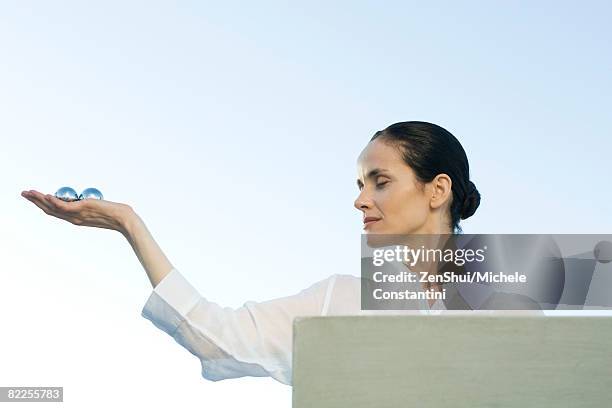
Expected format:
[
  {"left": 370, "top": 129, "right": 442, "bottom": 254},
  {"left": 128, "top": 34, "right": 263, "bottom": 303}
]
[{"left": 376, "top": 181, "right": 389, "bottom": 189}]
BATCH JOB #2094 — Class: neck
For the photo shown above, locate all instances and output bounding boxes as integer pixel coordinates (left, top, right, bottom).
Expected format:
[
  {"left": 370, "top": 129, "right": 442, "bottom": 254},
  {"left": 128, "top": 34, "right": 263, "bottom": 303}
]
[{"left": 411, "top": 217, "right": 452, "bottom": 235}]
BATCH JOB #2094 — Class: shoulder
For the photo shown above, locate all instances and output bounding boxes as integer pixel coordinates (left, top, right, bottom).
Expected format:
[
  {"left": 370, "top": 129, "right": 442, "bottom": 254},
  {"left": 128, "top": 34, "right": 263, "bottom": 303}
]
[{"left": 320, "top": 274, "right": 363, "bottom": 315}]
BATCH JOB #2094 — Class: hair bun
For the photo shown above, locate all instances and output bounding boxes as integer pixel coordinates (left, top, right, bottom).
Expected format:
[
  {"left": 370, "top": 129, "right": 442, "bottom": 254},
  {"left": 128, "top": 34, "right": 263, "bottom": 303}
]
[{"left": 460, "top": 180, "right": 480, "bottom": 220}]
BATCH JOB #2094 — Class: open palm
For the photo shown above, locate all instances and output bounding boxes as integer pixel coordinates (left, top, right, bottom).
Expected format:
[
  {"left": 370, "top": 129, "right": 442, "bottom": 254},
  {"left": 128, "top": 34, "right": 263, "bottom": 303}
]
[{"left": 21, "top": 189, "right": 131, "bottom": 232}]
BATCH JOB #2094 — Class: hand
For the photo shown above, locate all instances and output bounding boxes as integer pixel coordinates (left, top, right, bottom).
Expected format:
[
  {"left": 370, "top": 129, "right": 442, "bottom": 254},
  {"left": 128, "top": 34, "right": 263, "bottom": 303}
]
[{"left": 21, "top": 189, "right": 133, "bottom": 233}]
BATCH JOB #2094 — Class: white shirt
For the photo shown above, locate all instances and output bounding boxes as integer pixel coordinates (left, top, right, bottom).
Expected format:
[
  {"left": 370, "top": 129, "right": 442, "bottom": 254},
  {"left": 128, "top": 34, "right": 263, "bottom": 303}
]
[
  {"left": 141, "top": 267, "right": 448, "bottom": 386},
  {"left": 141, "top": 268, "right": 540, "bottom": 386}
]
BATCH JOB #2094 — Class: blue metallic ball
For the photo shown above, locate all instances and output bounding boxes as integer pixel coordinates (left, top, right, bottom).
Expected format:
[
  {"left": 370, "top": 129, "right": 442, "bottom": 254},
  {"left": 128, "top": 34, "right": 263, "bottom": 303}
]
[
  {"left": 54, "top": 186, "right": 79, "bottom": 202},
  {"left": 78, "top": 187, "right": 104, "bottom": 200}
]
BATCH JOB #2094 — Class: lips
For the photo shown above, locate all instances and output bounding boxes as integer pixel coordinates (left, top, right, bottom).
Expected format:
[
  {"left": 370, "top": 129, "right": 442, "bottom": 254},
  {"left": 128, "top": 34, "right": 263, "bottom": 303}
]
[{"left": 363, "top": 216, "right": 382, "bottom": 229}]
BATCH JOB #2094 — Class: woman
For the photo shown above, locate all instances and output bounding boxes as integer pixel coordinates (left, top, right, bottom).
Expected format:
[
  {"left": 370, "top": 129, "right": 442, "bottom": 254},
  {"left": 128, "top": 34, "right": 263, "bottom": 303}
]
[{"left": 21, "top": 121, "right": 480, "bottom": 386}]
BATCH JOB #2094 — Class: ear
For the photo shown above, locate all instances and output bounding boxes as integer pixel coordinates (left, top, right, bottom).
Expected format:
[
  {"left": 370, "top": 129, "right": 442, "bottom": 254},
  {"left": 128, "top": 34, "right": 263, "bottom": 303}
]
[{"left": 429, "top": 173, "right": 452, "bottom": 209}]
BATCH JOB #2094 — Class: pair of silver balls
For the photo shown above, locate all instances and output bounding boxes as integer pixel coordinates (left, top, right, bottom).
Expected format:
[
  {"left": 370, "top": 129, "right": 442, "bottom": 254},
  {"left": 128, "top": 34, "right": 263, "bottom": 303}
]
[{"left": 55, "top": 186, "right": 104, "bottom": 202}]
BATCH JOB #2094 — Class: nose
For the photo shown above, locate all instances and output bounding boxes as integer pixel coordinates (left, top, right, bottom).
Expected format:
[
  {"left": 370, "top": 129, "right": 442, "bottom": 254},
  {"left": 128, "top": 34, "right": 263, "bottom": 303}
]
[{"left": 354, "top": 190, "right": 373, "bottom": 211}]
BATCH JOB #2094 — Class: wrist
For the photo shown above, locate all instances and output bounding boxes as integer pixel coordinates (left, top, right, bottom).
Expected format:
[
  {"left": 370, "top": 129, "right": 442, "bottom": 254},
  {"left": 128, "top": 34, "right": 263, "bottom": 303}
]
[{"left": 117, "top": 205, "right": 141, "bottom": 237}]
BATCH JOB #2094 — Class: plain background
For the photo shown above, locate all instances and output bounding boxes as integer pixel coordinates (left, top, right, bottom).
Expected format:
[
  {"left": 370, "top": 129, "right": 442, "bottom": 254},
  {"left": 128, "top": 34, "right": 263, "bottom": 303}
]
[{"left": 1, "top": 1, "right": 611, "bottom": 407}]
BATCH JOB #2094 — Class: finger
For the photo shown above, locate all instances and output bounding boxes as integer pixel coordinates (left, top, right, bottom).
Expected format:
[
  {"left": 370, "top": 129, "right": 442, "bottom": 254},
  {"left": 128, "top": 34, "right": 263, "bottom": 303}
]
[
  {"left": 22, "top": 189, "right": 43, "bottom": 197},
  {"left": 23, "top": 191, "right": 55, "bottom": 215},
  {"left": 25, "top": 191, "right": 78, "bottom": 220},
  {"left": 21, "top": 190, "right": 38, "bottom": 200},
  {"left": 22, "top": 191, "right": 84, "bottom": 226}
]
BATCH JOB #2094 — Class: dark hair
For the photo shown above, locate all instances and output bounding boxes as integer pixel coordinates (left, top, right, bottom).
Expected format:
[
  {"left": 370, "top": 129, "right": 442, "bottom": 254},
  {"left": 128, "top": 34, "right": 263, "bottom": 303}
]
[{"left": 370, "top": 121, "right": 480, "bottom": 234}]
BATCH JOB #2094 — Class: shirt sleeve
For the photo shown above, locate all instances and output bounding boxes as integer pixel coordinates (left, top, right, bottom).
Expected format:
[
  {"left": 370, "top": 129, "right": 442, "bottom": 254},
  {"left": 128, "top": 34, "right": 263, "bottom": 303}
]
[{"left": 141, "top": 268, "right": 333, "bottom": 385}]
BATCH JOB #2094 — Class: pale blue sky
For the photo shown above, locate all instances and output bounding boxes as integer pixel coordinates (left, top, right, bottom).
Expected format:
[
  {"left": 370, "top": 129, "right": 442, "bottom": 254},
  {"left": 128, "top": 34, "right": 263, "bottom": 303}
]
[{"left": 1, "top": 1, "right": 611, "bottom": 407}]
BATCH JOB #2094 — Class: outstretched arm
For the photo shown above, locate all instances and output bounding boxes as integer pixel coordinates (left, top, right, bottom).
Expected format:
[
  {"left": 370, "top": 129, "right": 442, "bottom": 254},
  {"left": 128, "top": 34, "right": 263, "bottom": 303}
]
[
  {"left": 21, "top": 189, "right": 172, "bottom": 287},
  {"left": 21, "top": 188, "right": 332, "bottom": 385}
]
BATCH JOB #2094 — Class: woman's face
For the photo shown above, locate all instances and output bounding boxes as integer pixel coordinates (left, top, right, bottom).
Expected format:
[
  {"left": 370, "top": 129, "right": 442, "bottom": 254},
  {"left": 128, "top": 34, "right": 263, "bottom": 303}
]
[{"left": 354, "top": 138, "right": 443, "bottom": 236}]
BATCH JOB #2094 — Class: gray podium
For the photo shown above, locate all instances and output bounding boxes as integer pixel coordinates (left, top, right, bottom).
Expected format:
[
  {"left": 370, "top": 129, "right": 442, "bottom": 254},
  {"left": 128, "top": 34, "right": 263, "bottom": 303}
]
[{"left": 292, "top": 316, "right": 612, "bottom": 407}]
